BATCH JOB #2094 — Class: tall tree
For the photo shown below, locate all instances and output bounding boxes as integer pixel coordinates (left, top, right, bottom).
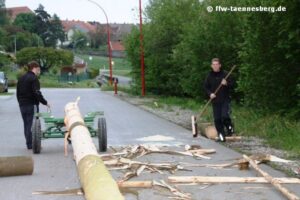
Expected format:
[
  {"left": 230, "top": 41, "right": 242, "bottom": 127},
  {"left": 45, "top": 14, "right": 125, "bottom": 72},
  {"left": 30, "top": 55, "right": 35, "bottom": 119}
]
[
  {"left": 0, "top": 0, "right": 7, "bottom": 52},
  {"left": 50, "top": 14, "right": 65, "bottom": 44},
  {"left": 13, "top": 13, "right": 38, "bottom": 33},
  {"left": 237, "top": 0, "right": 300, "bottom": 113},
  {"left": 0, "top": 28, "right": 7, "bottom": 50},
  {"left": 172, "top": 0, "right": 244, "bottom": 99},
  {"left": 144, "top": 0, "right": 201, "bottom": 95},
  {"left": 17, "top": 47, "right": 73, "bottom": 72},
  {"left": 34, "top": 5, "right": 65, "bottom": 47},
  {"left": 0, "top": 0, "right": 9, "bottom": 26},
  {"left": 71, "top": 30, "right": 88, "bottom": 49},
  {"left": 124, "top": 27, "right": 141, "bottom": 91},
  {"left": 88, "top": 25, "right": 107, "bottom": 49},
  {"left": 35, "top": 4, "right": 52, "bottom": 46}
]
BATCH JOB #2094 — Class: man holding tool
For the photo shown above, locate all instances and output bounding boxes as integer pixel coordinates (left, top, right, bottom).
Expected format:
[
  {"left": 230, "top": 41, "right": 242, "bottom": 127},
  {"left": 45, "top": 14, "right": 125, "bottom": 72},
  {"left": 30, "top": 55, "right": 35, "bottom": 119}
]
[{"left": 204, "top": 58, "right": 234, "bottom": 142}]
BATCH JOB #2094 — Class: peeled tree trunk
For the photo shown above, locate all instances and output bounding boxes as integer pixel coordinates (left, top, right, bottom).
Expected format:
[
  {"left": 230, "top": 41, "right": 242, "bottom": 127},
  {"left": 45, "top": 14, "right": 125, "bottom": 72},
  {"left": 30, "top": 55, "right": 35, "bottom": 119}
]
[{"left": 64, "top": 98, "right": 124, "bottom": 200}]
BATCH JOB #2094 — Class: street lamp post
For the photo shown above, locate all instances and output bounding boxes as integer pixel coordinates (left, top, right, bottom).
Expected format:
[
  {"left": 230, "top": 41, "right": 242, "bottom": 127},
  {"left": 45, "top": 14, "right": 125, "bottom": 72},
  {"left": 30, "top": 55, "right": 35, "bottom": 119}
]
[
  {"left": 86, "top": 0, "right": 113, "bottom": 85},
  {"left": 139, "top": 0, "right": 146, "bottom": 96},
  {"left": 14, "top": 34, "right": 17, "bottom": 55}
]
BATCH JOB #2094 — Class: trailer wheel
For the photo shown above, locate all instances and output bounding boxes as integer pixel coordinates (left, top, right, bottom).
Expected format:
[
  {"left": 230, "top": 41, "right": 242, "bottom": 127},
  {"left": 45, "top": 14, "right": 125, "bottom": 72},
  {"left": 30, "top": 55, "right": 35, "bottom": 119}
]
[
  {"left": 97, "top": 118, "right": 107, "bottom": 152},
  {"left": 32, "top": 118, "right": 42, "bottom": 154}
]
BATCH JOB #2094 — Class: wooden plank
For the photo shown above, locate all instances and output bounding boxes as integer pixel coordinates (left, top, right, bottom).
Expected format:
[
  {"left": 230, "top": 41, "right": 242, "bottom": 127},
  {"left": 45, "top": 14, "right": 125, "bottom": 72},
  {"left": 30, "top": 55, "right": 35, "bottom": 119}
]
[
  {"left": 191, "top": 115, "right": 198, "bottom": 137},
  {"left": 118, "top": 181, "right": 153, "bottom": 188},
  {"left": 168, "top": 176, "right": 300, "bottom": 184},
  {"left": 243, "top": 155, "right": 300, "bottom": 200},
  {"left": 219, "top": 136, "right": 242, "bottom": 142}
]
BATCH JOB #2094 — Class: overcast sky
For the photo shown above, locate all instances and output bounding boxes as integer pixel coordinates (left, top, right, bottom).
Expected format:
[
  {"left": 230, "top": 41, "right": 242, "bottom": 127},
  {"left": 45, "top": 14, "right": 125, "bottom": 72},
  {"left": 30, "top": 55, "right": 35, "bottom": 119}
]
[{"left": 6, "top": 0, "right": 149, "bottom": 24}]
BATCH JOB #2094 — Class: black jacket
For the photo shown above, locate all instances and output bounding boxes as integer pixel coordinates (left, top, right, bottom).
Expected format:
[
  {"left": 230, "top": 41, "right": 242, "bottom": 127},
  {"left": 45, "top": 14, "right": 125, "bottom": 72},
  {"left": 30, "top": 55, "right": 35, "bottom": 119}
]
[
  {"left": 17, "top": 71, "right": 47, "bottom": 106},
  {"left": 204, "top": 70, "right": 233, "bottom": 103}
]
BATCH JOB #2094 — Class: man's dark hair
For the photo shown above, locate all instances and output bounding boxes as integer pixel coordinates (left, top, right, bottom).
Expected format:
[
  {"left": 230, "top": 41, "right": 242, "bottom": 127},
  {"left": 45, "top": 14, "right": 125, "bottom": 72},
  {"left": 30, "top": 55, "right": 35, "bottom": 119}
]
[
  {"left": 211, "top": 58, "right": 221, "bottom": 64},
  {"left": 27, "top": 61, "right": 40, "bottom": 71}
]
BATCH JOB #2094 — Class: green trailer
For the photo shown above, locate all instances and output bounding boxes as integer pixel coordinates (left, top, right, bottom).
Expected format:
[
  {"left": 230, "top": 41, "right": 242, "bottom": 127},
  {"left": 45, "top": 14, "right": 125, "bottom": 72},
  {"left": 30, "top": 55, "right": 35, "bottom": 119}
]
[{"left": 31, "top": 111, "right": 107, "bottom": 154}]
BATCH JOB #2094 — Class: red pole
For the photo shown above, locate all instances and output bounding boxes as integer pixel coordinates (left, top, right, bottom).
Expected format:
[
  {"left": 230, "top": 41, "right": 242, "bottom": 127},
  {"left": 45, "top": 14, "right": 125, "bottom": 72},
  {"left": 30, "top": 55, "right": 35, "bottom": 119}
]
[
  {"left": 139, "top": 0, "right": 146, "bottom": 96},
  {"left": 114, "top": 79, "right": 118, "bottom": 95}
]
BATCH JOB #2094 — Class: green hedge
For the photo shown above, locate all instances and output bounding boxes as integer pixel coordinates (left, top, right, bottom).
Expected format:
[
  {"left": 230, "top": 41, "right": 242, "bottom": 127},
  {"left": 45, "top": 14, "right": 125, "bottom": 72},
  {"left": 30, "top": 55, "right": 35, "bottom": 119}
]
[{"left": 125, "top": 0, "right": 300, "bottom": 117}]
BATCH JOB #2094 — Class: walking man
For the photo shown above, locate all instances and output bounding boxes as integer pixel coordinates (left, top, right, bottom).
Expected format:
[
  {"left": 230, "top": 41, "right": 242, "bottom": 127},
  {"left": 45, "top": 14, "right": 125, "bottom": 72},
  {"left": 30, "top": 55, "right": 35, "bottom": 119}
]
[
  {"left": 204, "top": 58, "right": 234, "bottom": 142},
  {"left": 17, "top": 61, "right": 50, "bottom": 149}
]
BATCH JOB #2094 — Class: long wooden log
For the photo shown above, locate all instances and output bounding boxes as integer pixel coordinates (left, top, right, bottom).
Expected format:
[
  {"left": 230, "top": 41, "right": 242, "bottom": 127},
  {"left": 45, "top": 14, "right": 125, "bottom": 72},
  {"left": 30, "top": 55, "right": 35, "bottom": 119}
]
[
  {"left": 64, "top": 98, "right": 124, "bottom": 200},
  {"left": 198, "top": 123, "right": 242, "bottom": 141},
  {"left": 198, "top": 122, "right": 217, "bottom": 139},
  {"left": 243, "top": 155, "right": 300, "bottom": 200},
  {"left": 168, "top": 176, "right": 300, "bottom": 184},
  {"left": 118, "top": 181, "right": 153, "bottom": 188},
  {"left": 187, "top": 149, "right": 216, "bottom": 154},
  {"left": 0, "top": 156, "right": 33, "bottom": 177}
]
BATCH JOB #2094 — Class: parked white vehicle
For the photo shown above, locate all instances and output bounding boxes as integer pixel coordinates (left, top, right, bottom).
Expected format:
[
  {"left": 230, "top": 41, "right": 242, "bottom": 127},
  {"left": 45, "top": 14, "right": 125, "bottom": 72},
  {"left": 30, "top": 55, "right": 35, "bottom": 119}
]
[{"left": 0, "top": 71, "right": 8, "bottom": 93}]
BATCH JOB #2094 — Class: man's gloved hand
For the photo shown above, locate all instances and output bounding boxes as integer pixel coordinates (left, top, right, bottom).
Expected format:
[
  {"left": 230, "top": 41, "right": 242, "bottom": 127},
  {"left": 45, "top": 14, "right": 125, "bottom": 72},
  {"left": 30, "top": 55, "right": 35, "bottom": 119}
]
[{"left": 210, "top": 93, "right": 216, "bottom": 99}]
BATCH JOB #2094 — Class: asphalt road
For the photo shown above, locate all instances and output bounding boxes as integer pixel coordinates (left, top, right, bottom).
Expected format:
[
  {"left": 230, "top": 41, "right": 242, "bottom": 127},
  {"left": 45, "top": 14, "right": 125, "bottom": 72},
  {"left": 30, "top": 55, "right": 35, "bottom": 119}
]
[{"left": 0, "top": 88, "right": 299, "bottom": 200}]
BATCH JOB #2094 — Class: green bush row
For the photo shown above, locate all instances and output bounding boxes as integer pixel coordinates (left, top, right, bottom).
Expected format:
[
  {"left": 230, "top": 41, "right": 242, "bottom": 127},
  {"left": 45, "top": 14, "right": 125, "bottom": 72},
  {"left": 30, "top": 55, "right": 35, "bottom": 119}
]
[{"left": 125, "top": 0, "right": 300, "bottom": 118}]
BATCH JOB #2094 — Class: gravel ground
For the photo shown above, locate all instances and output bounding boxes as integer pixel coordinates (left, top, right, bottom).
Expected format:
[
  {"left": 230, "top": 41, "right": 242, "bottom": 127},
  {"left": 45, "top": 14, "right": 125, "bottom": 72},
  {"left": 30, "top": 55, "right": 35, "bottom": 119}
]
[{"left": 109, "top": 91, "right": 300, "bottom": 178}]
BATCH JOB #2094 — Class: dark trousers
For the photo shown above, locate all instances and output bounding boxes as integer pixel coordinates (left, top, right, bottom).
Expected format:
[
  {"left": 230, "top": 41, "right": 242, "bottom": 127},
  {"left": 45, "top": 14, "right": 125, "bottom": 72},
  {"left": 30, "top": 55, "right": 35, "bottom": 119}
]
[
  {"left": 212, "top": 100, "right": 233, "bottom": 136},
  {"left": 20, "top": 105, "right": 38, "bottom": 149}
]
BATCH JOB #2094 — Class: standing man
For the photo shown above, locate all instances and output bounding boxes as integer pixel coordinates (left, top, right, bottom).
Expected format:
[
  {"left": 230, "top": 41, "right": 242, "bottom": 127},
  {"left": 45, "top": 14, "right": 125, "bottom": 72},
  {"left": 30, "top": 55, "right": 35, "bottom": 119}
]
[
  {"left": 204, "top": 58, "right": 234, "bottom": 142},
  {"left": 17, "top": 61, "right": 50, "bottom": 149}
]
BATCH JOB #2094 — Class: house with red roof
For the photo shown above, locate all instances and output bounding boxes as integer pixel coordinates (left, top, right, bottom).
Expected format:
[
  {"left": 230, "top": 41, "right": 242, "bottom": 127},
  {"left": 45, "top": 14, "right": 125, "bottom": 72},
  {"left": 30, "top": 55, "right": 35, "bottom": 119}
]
[
  {"left": 6, "top": 6, "right": 33, "bottom": 21},
  {"left": 110, "top": 41, "right": 125, "bottom": 58},
  {"left": 61, "top": 20, "right": 97, "bottom": 45},
  {"left": 61, "top": 20, "right": 133, "bottom": 51}
]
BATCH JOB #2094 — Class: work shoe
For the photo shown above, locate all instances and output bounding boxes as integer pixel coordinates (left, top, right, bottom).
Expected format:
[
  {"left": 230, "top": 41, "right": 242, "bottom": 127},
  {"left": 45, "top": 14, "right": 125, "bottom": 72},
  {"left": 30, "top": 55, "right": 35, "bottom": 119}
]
[
  {"left": 226, "top": 125, "right": 234, "bottom": 137},
  {"left": 217, "top": 133, "right": 226, "bottom": 142}
]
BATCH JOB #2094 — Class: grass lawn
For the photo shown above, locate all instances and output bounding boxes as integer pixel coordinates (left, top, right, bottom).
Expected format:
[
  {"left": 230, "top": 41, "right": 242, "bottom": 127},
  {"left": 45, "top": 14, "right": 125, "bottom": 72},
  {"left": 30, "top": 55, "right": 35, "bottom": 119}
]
[
  {"left": 0, "top": 92, "right": 13, "bottom": 96},
  {"left": 76, "top": 54, "right": 132, "bottom": 77},
  {"left": 111, "top": 70, "right": 131, "bottom": 77},
  {"left": 40, "top": 75, "right": 98, "bottom": 88}
]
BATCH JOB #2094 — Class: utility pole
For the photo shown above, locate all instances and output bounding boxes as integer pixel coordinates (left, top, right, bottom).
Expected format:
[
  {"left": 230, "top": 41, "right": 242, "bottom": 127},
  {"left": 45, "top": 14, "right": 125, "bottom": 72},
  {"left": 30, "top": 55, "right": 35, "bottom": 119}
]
[
  {"left": 87, "top": 0, "right": 113, "bottom": 85},
  {"left": 14, "top": 35, "right": 17, "bottom": 55}
]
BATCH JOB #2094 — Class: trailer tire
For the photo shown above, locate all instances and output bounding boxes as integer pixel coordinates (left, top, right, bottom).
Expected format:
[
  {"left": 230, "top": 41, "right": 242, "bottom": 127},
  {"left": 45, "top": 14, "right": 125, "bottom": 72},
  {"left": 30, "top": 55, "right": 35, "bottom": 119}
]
[
  {"left": 97, "top": 118, "right": 107, "bottom": 152},
  {"left": 32, "top": 118, "right": 42, "bottom": 154}
]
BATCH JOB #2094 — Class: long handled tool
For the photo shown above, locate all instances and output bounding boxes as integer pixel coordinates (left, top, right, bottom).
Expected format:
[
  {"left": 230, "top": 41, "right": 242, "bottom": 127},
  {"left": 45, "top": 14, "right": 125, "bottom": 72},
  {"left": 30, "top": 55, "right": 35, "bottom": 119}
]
[{"left": 192, "top": 65, "right": 237, "bottom": 137}]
